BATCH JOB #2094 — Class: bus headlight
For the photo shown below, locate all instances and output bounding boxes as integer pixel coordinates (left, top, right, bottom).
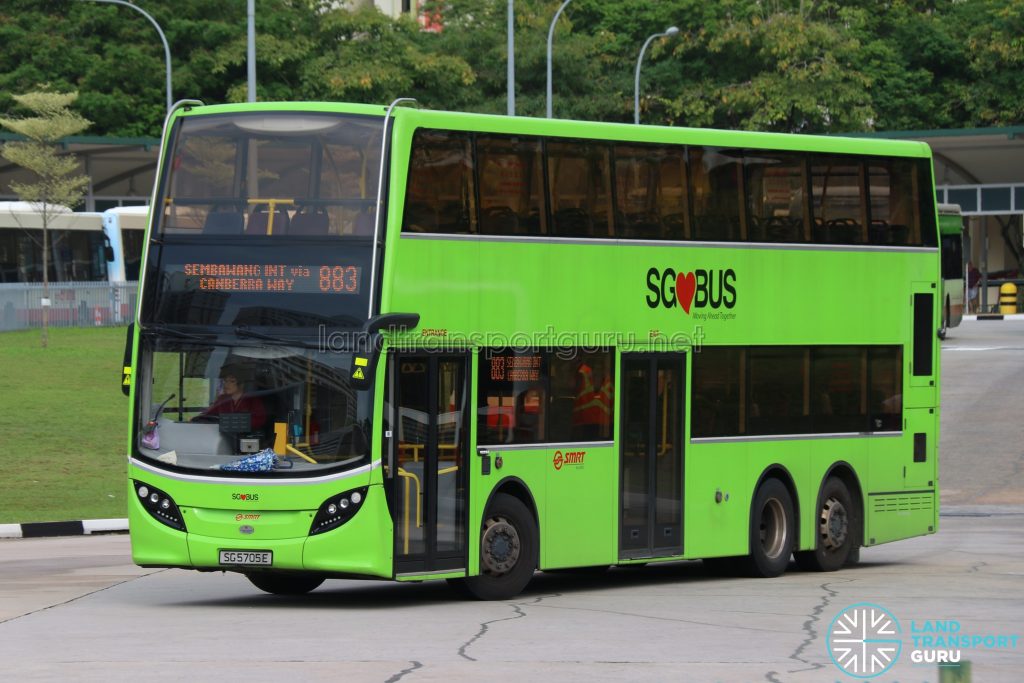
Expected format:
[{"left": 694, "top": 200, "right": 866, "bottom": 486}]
[
  {"left": 133, "top": 480, "right": 187, "bottom": 532},
  {"left": 309, "top": 487, "right": 369, "bottom": 536}
]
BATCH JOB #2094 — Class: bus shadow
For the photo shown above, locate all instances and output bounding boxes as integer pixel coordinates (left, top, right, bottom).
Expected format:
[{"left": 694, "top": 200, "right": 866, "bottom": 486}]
[{"left": 166, "top": 558, "right": 892, "bottom": 609}]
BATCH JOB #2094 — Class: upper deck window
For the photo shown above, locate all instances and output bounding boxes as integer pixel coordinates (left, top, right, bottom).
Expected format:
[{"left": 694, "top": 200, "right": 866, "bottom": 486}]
[
  {"left": 477, "top": 135, "right": 547, "bottom": 236},
  {"left": 400, "top": 128, "right": 938, "bottom": 248},
  {"left": 404, "top": 130, "right": 475, "bottom": 234},
  {"left": 159, "top": 113, "right": 383, "bottom": 238}
]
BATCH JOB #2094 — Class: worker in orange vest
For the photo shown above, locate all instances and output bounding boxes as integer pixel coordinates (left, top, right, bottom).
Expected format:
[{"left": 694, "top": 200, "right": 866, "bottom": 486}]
[{"left": 572, "top": 359, "right": 612, "bottom": 440}]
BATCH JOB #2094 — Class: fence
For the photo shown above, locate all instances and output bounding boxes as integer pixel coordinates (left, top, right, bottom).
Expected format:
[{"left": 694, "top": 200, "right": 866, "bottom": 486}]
[{"left": 0, "top": 282, "right": 138, "bottom": 333}]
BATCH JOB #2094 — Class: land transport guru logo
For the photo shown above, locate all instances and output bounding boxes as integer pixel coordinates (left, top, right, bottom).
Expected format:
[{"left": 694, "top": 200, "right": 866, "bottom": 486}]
[
  {"left": 827, "top": 602, "right": 903, "bottom": 678},
  {"left": 645, "top": 267, "right": 736, "bottom": 316},
  {"left": 827, "top": 602, "right": 1020, "bottom": 678}
]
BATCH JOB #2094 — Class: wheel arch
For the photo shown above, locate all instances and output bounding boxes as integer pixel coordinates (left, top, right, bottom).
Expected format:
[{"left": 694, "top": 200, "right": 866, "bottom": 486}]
[{"left": 482, "top": 476, "right": 539, "bottom": 532}]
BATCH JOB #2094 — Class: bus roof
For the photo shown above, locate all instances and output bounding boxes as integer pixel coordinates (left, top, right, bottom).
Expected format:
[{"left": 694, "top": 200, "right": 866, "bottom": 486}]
[
  {"left": 103, "top": 205, "right": 150, "bottom": 231},
  {"left": 177, "top": 101, "right": 933, "bottom": 161},
  {"left": 0, "top": 202, "right": 102, "bottom": 231}
]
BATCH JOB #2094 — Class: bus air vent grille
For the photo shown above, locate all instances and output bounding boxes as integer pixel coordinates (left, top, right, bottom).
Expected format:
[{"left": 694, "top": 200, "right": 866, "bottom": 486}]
[{"left": 872, "top": 493, "right": 934, "bottom": 514}]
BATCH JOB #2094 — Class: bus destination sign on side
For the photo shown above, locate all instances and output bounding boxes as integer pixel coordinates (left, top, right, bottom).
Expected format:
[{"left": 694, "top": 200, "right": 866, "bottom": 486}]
[
  {"left": 489, "top": 354, "right": 542, "bottom": 382},
  {"left": 182, "top": 263, "right": 362, "bottom": 294}
]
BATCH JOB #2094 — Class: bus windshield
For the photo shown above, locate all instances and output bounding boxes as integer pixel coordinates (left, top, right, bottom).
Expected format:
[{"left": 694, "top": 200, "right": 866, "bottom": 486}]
[
  {"left": 158, "top": 112, "right": 383, "bottom": 238},
  {"left": 142, "top": 111, "right": 384, "bottom": 329},
  {"left": 135, "top": 335, "right": 372, "bottom": 477}
]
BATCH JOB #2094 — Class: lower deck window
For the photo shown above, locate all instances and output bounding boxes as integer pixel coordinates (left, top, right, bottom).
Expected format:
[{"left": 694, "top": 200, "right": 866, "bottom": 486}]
[{"left": 691, "top": 345, "right": 903, "bottom": 438}]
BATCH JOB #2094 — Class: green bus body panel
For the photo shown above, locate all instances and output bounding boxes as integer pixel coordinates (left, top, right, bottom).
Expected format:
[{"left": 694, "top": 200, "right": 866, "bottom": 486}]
[
  {"left": 129, "top": 101, "right": 940, "bottom": 582},
  {"left": 127, "top": 465, "right": 393, "bottom": 577}
]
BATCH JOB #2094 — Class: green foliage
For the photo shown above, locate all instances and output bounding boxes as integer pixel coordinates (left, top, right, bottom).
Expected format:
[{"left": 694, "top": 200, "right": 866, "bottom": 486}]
[
  {"left": 0, "top": 88, "right": 91, "bottom": 213},
  {"left": 0, "top": 0, "right": 1020, "bottom": 136}
]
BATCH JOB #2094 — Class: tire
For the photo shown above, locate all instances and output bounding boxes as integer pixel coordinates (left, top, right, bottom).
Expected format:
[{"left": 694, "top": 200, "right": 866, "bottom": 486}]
[
  {"left": 938, "top": 299, "right": 950, "bottom": 340},
  {"left": 246, "top": 572, "right": 324, "bottom": 595},
  {"left": 795, "top": 477, "right": 860, "bottom": 572},
  {"left": 459, "top": 493, "right": 537, "bottom": 600},
  {"left": 745, "top": 478, "right": 795, "bottom": 578}
]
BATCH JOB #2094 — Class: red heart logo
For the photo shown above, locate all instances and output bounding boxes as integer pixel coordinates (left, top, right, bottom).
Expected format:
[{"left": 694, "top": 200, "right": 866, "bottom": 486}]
[{"left": 676, "top": 271, "right": 696, "bottom": 314}]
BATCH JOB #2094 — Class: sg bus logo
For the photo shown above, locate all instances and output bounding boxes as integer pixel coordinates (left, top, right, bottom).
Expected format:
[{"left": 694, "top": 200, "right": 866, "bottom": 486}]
[{"left": 646, "top": 267, "right": 736, "bottom": 314}]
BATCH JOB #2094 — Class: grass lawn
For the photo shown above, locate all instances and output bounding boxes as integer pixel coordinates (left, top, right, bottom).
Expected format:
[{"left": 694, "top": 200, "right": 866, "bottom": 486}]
[{"left": 0, "top": 327, "right": 130, "bottom": 523}]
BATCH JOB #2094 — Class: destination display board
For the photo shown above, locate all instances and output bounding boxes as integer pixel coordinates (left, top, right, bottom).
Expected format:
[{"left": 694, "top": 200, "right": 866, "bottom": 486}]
[{"left": 182, "top": 263, "right": 362, "bottom": 294}]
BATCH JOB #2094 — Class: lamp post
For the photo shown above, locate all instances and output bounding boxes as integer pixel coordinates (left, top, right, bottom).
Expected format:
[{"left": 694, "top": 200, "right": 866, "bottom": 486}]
[
  {"left": 634, "top": 26, "right": 679, "bottom": 125},
  {"left": 247, "top": 0, "right": 256, "bottom": 102},
  {"left": 545, "top": 0, "right": 572, "bottom": 119},
  {"left": 82, "top": 0, "right": 172, "bottom": 113}
]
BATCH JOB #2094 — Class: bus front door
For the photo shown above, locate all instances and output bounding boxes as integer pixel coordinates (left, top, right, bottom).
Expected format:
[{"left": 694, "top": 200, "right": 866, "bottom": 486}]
[
  {"left": 390, "top": 353, "right": 469, "bottom": 575},
  {"left": 619, "top": 354, "right": 685, "bottom": 560}
]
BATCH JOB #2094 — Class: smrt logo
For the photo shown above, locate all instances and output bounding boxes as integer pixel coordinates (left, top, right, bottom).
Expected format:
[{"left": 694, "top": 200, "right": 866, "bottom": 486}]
[
  {"left": 646, "top": 267, "right": 736, "bottom": 314},
  {"left": 235, "top": 513, "right": 261, "bottom": 521},
  {"left": 231, "top": 493, "right": 260, "bottom": 502},
  {"left": 553, "top": 450, "right": 585, "bottom": 471}
]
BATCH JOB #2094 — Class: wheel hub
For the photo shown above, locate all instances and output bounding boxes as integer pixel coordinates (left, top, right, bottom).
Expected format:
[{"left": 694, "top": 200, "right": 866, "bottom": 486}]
[
  {"left": 759, "top": 498, "right": 787, "bottom": 560},
  {"left": 820, "top": 496, "right": 848, "bottom": 550},
  {"left": 481, "top": 516, "right": 520, "bottom": 575}
]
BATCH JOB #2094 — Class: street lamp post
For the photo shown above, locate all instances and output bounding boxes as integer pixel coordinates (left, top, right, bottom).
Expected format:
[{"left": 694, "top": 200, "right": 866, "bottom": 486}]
[
  {"left": 247, "top": 0, "right": 256, "bottom": 102},
  {"left": 634, "top": 26, "right": 679, "bottom": 125},
  {"left": 82, "top": 0, "right": 172, "bottom": 113},
  {"left": 545, "top": 0, "right": 572, "bottom": 119}
]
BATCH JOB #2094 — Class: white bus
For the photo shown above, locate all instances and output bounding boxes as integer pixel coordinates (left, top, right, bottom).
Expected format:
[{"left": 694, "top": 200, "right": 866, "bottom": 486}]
[{"left": 0, "top": 202, "right": 146, "bottom": 284}]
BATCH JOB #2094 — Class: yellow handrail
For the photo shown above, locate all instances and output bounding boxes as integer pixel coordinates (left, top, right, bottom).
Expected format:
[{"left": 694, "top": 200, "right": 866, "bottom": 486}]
[{"left": 396, "top": 467, "right": 422, "bottom": 555}]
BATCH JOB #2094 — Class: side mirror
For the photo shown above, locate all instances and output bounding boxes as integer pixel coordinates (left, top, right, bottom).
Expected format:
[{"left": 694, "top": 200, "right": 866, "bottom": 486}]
[{"left": 350, "top": 312, "right": 420, "bottom": 390}]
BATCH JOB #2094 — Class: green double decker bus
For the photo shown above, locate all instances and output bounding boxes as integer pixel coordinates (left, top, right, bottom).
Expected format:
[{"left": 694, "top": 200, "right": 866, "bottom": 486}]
[{"left": 126, "top": 99, "right": 941, "bottom": 599}]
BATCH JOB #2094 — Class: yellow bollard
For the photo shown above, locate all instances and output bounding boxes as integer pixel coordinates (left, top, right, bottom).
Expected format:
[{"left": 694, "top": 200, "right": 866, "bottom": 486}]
[{"left": 999, "top": 282, "right": 1017, "bottom": 314}]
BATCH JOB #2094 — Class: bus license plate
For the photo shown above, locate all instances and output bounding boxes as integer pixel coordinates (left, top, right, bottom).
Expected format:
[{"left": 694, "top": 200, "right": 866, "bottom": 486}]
[{"left": 219, "top": 550, "right": 273, "bottom": 566}]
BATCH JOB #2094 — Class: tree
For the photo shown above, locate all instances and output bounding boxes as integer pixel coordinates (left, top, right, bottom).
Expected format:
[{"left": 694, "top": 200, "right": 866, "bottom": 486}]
[{"left": 0, "top": 89, "right": 91, "bottom": 348}]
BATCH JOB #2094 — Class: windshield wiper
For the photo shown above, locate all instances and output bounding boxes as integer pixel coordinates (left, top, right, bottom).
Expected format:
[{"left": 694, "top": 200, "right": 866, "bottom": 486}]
[
  {"left": 141, "top": 324, "right": 215, "bottom": 341},
  {"left": 234, "top": 325, "right": 319, "bottom": 348}
]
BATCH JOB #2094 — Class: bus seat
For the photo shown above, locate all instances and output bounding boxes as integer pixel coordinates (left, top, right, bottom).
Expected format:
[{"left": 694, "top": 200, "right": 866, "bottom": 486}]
[
  {"left": 662, "top": 212, "right": 686, "bottom": 240},
  {"left": 827, "top": 218, "right": 862, "bottom": 243},
  {"left": 246, "top": 205, "right": 290, "bottom": 236},
  {"left": 481, "top": 205, "right": 519, "bottom": 234},
  {"left": 553, "top": 207, "right": 591, "bottom": 237},
  {"left": 624, "top": 212, "right": 661, "bottom": 239},
  {"left": 202, "top": 211, "right": 244, "bottom": 235},
  {"left": 869, "top": 220, "right": 889, "bottom": 245},
  {"left": 290, "top": 207, "right": 330, "bottom": 236}
]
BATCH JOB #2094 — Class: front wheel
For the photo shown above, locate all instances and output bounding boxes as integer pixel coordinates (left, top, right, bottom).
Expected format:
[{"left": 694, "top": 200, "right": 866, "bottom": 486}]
[
  {"left": 246, "top": 572, "right": 324, "bottom": 595},
  {"left": 795, "top": 477, "right": 860, "bottom": 572},
  {"left": 746, "top": 479, "right": 795, "bottom": 578},
  {"left": 457, "top": 493, "right": 537, "bottom": 600}
]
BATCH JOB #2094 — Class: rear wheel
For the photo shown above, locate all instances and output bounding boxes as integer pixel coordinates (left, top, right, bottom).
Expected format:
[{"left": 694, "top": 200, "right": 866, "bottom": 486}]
[
  {"left": 246, "top": 572, "right": 324, "bottom": 595},
  {"left": 746, "top": 479, "right": 795, "bottom": 578},
  {"left": 795, "top": 477, "right": 860, "bottom": 572},
  {"left": 457, "top": 493, "right": 537, "bottom": 600}
]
